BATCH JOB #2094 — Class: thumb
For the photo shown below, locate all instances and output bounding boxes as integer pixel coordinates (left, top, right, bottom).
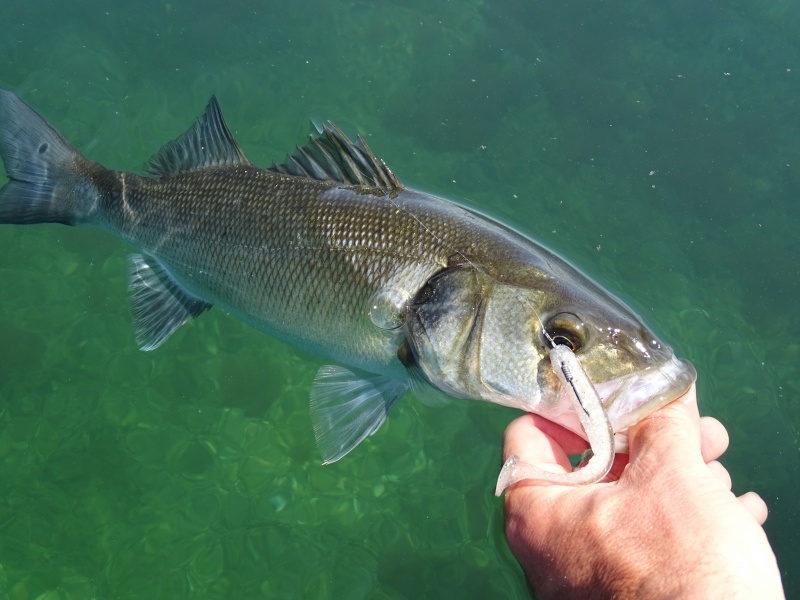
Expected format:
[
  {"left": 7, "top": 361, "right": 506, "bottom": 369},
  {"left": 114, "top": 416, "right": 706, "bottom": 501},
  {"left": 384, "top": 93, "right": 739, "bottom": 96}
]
[{"left": 626, "top": 384, "right": 703, "bottom": 470}]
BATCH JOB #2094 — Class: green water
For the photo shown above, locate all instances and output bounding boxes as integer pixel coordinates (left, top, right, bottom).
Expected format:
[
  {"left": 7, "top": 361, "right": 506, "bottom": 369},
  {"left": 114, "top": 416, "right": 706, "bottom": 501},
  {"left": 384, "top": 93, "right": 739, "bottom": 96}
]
[{"left": 0, "top": 0, "right": 798, "bottom": 598}]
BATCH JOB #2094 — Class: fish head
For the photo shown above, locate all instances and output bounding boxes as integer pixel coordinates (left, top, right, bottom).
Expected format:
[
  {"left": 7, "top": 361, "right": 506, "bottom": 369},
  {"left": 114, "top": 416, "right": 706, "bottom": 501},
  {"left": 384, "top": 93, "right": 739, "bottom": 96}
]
[{"left": 403, "top": 263, "right": 696, "bottom": 438}]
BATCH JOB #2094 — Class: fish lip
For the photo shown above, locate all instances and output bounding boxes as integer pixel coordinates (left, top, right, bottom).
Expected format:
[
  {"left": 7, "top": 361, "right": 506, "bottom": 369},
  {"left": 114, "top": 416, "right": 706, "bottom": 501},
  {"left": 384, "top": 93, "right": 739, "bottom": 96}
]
[{"left": 596, "top": 355, "right": 698, "bottom": 431}]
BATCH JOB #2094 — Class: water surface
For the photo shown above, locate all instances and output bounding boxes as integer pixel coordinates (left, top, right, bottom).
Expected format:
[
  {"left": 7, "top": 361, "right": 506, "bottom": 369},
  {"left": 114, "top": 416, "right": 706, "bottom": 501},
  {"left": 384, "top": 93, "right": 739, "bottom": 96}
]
[{"left": 0, "top": 0, "right": 798, "bottom": 598}]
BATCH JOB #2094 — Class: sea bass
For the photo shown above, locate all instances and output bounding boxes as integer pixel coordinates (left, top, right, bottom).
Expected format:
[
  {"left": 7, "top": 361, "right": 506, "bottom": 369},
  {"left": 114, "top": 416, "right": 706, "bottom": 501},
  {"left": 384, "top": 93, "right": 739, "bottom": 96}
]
[{"left": 0, "top": 90, "right": 696, "bottom": 479}]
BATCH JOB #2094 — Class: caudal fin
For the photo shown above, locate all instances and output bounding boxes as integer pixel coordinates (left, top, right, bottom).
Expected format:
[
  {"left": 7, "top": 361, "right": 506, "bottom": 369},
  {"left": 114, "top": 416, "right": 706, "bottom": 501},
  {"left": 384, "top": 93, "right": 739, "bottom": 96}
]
[{"left": 0, "top": 89, "right": 98, "bottom": 225}]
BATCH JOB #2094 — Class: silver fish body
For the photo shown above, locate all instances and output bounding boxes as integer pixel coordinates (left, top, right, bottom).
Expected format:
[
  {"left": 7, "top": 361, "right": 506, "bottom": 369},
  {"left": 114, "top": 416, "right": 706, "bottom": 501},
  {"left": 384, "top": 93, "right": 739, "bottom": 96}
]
[{"left": 0, "top": 90, "right": 696, "bottom": 467}]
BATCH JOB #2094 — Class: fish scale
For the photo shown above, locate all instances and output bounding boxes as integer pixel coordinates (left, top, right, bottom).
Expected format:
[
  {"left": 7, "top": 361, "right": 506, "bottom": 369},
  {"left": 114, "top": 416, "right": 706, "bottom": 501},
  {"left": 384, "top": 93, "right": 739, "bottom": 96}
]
[{"left": 0, "top": 89, "right": 695, "bottom": 475}]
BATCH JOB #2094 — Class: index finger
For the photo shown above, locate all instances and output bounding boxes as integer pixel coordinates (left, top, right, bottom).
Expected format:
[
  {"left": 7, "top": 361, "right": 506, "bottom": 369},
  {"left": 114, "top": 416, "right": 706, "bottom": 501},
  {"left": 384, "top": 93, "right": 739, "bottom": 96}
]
[{"left": 502, "top": 413, "right": 590, "bottom": 471}]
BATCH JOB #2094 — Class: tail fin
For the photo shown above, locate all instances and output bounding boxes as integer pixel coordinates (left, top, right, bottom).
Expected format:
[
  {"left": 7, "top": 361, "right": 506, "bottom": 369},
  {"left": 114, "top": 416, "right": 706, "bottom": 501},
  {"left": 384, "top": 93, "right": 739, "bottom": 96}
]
[{"left": 0, "top": 89, "right": 99, "bottom": 225}]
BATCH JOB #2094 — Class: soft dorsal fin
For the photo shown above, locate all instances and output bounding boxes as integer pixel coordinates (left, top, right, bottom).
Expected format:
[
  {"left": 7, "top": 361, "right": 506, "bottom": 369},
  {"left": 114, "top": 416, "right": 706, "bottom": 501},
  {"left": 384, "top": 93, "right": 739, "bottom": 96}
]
[
  {"left": 269, "top": 122, "right": 403, "bottom": 192},
  {"left": 145, "top": 96, "right": 251, "bottom": 177}
]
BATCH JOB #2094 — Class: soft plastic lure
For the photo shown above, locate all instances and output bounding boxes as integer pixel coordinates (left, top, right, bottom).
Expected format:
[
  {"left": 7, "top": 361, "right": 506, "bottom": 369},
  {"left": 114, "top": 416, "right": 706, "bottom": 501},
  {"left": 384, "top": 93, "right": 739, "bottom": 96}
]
[{"left": 495, "top": 343, "right": 615, "bottom": 495}]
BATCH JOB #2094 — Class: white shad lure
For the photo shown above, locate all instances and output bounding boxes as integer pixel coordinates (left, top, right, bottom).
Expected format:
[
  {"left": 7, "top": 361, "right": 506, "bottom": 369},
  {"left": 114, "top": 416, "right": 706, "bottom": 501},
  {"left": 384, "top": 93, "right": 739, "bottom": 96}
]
[{"left": 495, "top": 344, "right": 614, "bottom": 495}]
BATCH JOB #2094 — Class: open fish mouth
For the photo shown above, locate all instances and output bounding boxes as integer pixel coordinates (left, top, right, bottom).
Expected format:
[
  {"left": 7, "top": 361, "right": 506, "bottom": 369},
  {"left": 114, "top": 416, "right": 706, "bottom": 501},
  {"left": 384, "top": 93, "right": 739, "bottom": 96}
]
[
  {"left": 596, "top": 355, "right": 697, "bottom": 433},
  {"left": 546, "top": 352, "right": 697, "bottom": 451}
]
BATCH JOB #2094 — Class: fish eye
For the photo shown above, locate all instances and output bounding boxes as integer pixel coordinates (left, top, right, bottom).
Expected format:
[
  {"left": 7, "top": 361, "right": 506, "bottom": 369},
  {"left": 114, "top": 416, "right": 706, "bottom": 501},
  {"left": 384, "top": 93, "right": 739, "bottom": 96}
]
[
  {"left": 542, "top": 312, "right": 586, "bottom": 352},
  {"left": 551, "top": 330, "right": 578, "bottom": 351}
]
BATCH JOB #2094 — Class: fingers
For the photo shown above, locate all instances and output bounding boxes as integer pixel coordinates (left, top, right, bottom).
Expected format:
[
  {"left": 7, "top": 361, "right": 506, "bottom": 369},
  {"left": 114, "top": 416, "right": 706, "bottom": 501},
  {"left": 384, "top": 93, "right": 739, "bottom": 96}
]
[
  {"left": 699, "top": 416, "right": 729, "bottom": 462},
  {"left": 627, "top": 384, "right": 702, "bottom": 467},
  {"left": 501, "top": 413, "right": 588, "bottom": 470},
  {"left": 700, "top": 417, "right": 731, "bottom": 488},
  {"left": 502, "top": 385, "right": 751, "bottom": 512},
  {"left": 699, "top": 419, "right": 765, "bottom": 525},
  {"left": 738, "top": 491, "right": 769, "bottom": 525},
  {"left": 705, "top": 460, "right": 732, "bottom": 489}
]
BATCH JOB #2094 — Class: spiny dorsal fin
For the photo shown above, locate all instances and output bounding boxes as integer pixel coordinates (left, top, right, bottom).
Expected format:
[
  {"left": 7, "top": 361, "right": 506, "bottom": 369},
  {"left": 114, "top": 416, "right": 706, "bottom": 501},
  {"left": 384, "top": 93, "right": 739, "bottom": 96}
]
[
  {"left": 145, "top": 96, "right": 251, "bottom": 177},
  {"left": 269, "top": 122, "right": 403, "bottom": 192}
]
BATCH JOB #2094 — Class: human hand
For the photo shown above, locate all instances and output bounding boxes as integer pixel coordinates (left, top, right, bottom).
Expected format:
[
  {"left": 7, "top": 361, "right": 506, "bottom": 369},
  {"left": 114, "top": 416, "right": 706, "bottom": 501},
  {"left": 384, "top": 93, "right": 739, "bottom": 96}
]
[{"left": 501, "top": 384, "right": 785, "bottom": 599}]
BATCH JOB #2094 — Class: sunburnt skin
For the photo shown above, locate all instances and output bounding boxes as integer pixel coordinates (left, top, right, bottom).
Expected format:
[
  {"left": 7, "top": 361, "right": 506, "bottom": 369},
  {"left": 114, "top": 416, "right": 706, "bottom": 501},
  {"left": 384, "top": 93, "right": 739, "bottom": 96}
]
[{"left": 0, "top": 90, "right": 696, "bottom": 480}]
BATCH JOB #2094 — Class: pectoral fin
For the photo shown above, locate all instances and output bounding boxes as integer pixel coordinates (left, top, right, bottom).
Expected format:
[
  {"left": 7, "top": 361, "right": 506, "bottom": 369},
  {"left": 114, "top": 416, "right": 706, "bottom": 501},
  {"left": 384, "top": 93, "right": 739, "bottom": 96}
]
[
  {"left": 128, "top": 254, "right": 212, "bottom": 351},
  {"left": 406, "top": 363, "right": 454, "bottom": 407},
  {"left": 310, "top": 365, "right": 408, "bottom": 464}
]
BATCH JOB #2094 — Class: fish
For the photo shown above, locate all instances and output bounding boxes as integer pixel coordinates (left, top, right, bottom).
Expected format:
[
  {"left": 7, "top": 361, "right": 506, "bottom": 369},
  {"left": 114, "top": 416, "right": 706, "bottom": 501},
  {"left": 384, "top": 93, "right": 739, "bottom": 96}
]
[
  {"left": 495, "top": 343, "right": 614, "bottom": 495},
  {"left": 0, "top": 89, "right": 697, "bottom": 480}
]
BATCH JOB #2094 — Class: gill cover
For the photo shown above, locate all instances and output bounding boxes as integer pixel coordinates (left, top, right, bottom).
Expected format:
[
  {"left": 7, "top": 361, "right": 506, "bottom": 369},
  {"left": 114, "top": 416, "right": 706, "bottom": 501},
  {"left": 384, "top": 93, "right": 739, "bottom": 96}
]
[{"left": 404, "top": 265, "right": 485, "bottom": 399}]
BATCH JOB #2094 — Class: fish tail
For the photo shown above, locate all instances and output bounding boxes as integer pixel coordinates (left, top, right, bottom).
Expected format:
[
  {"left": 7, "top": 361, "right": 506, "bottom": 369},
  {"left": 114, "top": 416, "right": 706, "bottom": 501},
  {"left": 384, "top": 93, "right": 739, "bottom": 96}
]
[{"left": 0, "top": 89, "right": 102, "bottom": 225}]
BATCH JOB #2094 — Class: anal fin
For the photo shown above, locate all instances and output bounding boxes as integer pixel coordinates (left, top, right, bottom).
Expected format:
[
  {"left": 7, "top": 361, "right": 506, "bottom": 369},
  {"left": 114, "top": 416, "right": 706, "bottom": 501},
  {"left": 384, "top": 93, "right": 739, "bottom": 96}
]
[
  {"left": 310, "top": 365, "right": 408, "bottom": 464},
  {"left": 127, "top": 254, "right": 211, "bottom": 351}
]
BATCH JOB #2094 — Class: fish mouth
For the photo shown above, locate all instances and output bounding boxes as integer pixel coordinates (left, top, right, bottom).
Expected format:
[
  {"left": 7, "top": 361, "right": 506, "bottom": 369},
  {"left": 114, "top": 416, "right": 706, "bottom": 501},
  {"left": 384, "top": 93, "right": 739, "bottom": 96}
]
[{"left": 595, "top": 355, "right": 698, "bottom": 432}]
